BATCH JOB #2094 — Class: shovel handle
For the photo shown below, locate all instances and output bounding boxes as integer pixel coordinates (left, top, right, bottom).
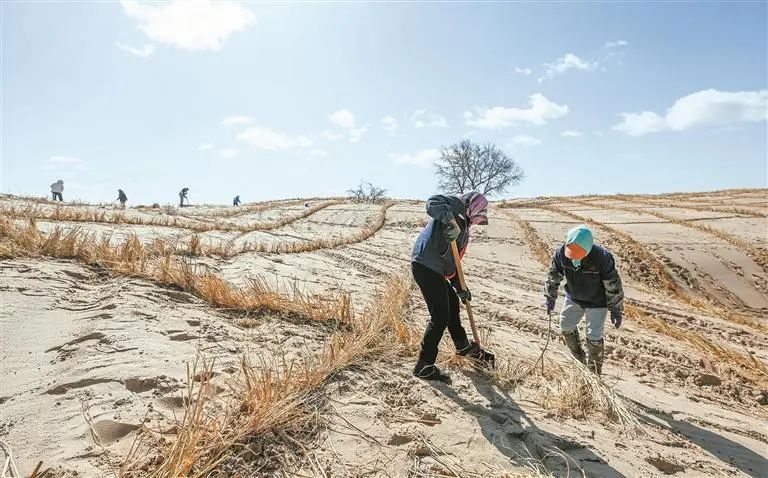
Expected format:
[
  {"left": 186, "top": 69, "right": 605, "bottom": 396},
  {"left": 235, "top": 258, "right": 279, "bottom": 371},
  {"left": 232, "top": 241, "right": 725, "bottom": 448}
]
[{"left": 450, "top": 241, "right": 481, "bottom": 345}]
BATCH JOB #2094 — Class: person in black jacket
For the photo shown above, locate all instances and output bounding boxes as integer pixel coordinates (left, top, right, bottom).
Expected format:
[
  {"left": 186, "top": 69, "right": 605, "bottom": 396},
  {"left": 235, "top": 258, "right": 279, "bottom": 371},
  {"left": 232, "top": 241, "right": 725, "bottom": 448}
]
[
  {"left": 117, "top": 189, "right": 128, "bottom": 208},
  {"left": 544, "top": 225, "right": 624, "bottom": 375},
  {"left": 411, "top": 191, "right": 491, "bottom": 383}
]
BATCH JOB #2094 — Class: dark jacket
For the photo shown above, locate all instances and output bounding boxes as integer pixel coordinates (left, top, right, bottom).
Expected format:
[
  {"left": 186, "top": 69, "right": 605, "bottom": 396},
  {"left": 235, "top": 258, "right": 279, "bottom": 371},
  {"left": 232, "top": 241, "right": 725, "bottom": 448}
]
[
  {"left": 411, "top": 195, "right": 470, "bottom": 278},
  {"left": 544, "top": 244, "right": 624, "bottom": 310}
]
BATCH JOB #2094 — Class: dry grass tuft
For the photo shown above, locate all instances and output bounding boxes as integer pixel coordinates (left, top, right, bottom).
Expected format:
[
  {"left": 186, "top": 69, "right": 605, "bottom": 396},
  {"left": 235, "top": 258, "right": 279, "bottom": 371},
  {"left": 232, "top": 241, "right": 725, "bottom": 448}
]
[
  {"left": 121, "top": 269, "right": 415, "bottom": 476},
  {"left": 0, "top": 217, "right": 351, "bottom": 326},
  {"left": 491, "top": 354, "right": 642, "bottom": 432}
]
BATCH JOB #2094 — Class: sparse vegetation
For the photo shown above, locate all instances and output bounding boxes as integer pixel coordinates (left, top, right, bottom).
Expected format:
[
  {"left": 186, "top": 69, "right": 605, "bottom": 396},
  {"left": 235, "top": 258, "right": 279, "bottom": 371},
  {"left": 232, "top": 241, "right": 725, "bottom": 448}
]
[
  {"left": 436, "top": 139, "right": 524, "bottom": 196},
  {"left": 347, "top": 180, "right": 388, "bottom": 204}
]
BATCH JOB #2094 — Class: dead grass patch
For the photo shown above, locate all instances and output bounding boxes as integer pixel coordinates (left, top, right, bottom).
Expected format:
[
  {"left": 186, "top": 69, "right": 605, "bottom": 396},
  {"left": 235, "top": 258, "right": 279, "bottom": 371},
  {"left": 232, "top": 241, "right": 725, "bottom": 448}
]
[
  {"left": 0, "top": 217, "right": 351, "bottom": 325},
  {"left": 121, "top": 270, "right": 414, "bottom": 476}
]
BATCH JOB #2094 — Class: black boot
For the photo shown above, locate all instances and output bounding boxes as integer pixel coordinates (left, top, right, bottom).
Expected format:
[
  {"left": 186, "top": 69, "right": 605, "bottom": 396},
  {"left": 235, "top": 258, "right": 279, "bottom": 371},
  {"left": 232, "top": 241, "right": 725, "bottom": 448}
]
[
  {"left": 413, "top": 360, "right": 452, "bottom": 384},
  {"left": 456, "top": 341, "right": 496, "bottom": 369},
  {"left": 562, "top": 330, "right": 586, "bottom": 364},
  {"left": 586, "top": 338, "right": 604, "bottom": 376}
]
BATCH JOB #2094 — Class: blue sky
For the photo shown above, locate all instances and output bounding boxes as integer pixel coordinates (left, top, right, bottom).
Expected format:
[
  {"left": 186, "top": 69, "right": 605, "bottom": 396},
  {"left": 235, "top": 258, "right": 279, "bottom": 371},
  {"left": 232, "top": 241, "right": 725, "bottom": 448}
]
[{"left": 2, "top": 1, "right": 766, "bottom": 204}]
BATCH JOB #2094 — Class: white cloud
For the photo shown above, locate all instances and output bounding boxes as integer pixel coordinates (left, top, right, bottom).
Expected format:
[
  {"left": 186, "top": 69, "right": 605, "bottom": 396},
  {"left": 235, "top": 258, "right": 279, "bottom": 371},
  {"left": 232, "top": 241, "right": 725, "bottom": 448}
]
[
  {"left": 116, "top": 43, "right": 155, "bottom": 57},
  {"left": 222, "top": 115, "right": 253, "bottom": 125},
  {"left": 308, "top": 149, "right": 328, "bottom": 157},
  {"left": 613, "top": 89, "right": 768, "bottom": 136},
  {"left": 464, "top": 94, "right": 569, "bottom": 129},
  {"left": 120, "top": 0, "right": 255, "bottom": 51},
  {"left": 392, "top": 148, "right": 441, "bottom": 167},
  {"left": 348, "top": 126, "right": 368, "bottom": 143},
  {"left": 508, "top": 135, "right": 542, "bottom": 147},
  {"left": 322, "top": 130, "right": 344, "bottom": 141},
  {"left": 220, "top": 148, "right": 239, "bottom": 158},
  {"left": 381, "top": 115, "right": 399, "bottom": 135},
  {"left": 561, "top": 130, "right": 584, "bottom": 137},
  {"left": 411, "top": 109, "right": 448, "bottom": 128},
  {"left": 197, "top": 143, "right": 214, "bottom": 151},
  {"left": 605, "top": 40, "right": 628, "bottom": 49},
  {"left": 237, "top": 127, "right": 313, "bottom": 150},
  {"left": 514, "top": 67, "right": 532, "bottom": 76},
  {"left": 45, "top": 156, "right": 87, "bottom": 171},
  {"left": 539, "top": 53, "right": 596, "bottom": 82},
  {"left": 329, "top": 109, "right": 356, "bottom": 130},
  {"left": 328, "top": 109, "right": 368, "bottom": 142},
  {"left": 593, "top": 130, "right": 604, "bottom": 137}
]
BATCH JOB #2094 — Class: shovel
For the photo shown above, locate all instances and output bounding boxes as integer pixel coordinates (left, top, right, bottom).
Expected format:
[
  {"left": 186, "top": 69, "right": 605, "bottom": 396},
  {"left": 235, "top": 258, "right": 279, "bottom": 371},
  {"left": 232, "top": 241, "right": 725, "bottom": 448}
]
[{"left": 450, "top": 241, "right": 496, "bottom": 369}]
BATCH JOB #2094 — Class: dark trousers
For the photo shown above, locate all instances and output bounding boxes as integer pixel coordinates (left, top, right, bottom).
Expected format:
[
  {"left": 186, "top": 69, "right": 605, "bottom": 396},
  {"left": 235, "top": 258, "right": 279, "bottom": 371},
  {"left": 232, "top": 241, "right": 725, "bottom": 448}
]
[
  {"left": 52, "top": 192, "right": 63, "bottom": 201},
  {"left": 412, "top": 262, "right": 469, "bottom": 364}
]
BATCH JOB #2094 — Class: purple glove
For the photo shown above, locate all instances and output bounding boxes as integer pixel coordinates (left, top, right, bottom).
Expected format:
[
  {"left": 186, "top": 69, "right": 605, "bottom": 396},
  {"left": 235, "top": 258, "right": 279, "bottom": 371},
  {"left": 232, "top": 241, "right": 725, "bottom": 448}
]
[
  {"left": 610, "top": 309, "right": 623, "bottom": 329},
  {"left": 545, "top": 297, "right": 556, "bottom": 315}
]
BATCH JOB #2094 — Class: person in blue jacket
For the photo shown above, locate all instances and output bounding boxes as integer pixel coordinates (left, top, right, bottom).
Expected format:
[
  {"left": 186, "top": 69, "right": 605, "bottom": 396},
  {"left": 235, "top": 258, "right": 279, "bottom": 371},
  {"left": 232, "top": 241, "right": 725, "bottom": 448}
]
[
  {"left": 544, "top": 225, "right": 624, "bottom": 375},
  {"left": 411, "top": 191, "right": 491, "bottom": 383},
  {"left": 233, "top": 195, "right": 241, "bottom": 206}
]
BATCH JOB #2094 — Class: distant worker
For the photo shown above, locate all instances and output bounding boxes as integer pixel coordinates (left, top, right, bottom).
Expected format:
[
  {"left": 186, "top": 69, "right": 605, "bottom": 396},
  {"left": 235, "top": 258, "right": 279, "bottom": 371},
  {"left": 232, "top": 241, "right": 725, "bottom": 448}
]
[
  {"left": 233, "top": 195, "right": 241, "bottom": 206},
  {"left": 50, "top": 180, "right": 64, "bottom": 201},
  {"left": 117, "top": 189, "right": 128, "bottom": 208},
  {"left": 179, "top": 187, "right": 189, "bottom": 207},
  {"left": 544, "top": 225, "right": 624, "bottom": 376}
]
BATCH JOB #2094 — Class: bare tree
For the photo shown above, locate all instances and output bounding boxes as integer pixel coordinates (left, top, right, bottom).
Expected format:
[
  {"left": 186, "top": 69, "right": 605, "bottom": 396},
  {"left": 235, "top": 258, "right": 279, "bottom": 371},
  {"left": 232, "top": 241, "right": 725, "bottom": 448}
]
[
  {"left": 346, "top": 180, "right": 366, "bottom": 203},
  {"left": 366, "top": 182, "right": 387, "bottom": 204},
  {"left": 435, "top": 139, "right": 523, "bottom": 196},
  {"left": 347, "top": 180, "right": 388, "bottom": 204}
]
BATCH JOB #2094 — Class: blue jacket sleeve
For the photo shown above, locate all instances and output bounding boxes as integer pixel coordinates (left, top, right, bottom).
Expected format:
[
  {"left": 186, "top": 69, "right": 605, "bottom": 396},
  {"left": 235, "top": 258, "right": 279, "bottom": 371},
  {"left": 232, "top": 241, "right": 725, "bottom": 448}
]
[{"left": 425, "top": 195, "right": 455, "bottom": 225}]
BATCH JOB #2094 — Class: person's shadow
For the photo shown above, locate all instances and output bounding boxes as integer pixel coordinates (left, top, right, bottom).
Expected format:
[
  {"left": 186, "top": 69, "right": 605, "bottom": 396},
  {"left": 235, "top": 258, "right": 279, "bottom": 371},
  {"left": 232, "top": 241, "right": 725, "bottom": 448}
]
[
  {"left": 430, "top": 371, "right": 626, "bottom": 477},
  {"left": 633, "top": 401, "right": 767, "bottom": 478}
]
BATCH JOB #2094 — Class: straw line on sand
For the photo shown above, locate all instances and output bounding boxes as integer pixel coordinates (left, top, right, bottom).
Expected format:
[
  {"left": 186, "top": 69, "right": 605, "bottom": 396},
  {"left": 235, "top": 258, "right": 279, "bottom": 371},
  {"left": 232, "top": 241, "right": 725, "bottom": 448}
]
[
  {"left": 0, "top": 217, "right": 351, "bottom": 326},
  {"left": 0, "top": 198, "right": 345, "bottom": 234},
  {"left": 568, "top": 197, "right": 768, "bottom": 271}
]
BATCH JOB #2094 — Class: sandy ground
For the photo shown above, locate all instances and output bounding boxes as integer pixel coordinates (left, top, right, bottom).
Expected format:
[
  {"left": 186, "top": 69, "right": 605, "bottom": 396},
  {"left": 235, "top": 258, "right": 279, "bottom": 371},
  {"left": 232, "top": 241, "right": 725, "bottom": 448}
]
[{"left": 1, "top": 190, "right": 766, "bottom": 477}]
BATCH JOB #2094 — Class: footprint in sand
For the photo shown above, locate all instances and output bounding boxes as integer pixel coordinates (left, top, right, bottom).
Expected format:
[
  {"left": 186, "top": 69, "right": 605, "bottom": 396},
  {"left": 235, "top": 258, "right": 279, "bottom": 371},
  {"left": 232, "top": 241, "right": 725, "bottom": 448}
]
[{"left": 90, "top": 419, "right": 139, "bottom": 445}]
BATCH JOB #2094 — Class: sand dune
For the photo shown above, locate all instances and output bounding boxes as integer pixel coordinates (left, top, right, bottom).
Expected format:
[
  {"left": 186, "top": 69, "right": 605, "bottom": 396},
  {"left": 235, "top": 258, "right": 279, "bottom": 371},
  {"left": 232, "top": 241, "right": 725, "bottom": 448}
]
[{"left": 0, "top": 190, "right": 766, "bottom": 477}]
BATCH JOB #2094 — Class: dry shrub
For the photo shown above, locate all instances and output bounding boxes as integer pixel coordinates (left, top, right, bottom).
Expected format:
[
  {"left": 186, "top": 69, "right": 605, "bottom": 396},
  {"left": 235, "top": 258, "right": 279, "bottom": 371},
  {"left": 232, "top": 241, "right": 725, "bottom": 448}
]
[{"left": 187, "top": 234, "right": 202, "bottom": 257}]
